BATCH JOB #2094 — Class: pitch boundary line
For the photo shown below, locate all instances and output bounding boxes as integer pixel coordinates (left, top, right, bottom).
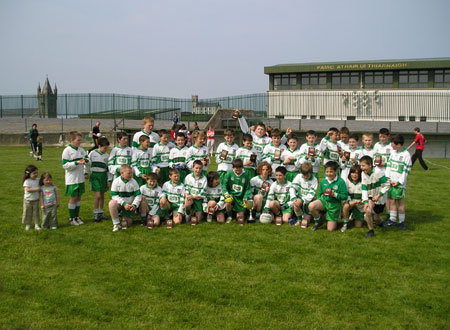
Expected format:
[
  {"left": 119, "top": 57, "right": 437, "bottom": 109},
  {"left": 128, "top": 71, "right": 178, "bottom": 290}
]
[{"left": 425, "top": 159, "right": 450, "bottom": 170}]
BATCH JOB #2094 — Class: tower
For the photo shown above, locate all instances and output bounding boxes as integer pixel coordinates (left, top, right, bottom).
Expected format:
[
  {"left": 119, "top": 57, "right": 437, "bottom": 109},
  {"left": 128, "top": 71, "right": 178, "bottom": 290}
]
[{"left": 37, "top": 77, "right": 58, "bottom": 118}]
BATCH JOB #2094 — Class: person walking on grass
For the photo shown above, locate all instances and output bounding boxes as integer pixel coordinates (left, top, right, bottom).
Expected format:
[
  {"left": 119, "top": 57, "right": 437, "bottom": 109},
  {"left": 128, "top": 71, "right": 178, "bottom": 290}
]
[
  {"left": 407, "top": 127, "right": 429, "bottom": 171},
  {"left": 28, "top": 123, "right": 39, "bottom": 157}
]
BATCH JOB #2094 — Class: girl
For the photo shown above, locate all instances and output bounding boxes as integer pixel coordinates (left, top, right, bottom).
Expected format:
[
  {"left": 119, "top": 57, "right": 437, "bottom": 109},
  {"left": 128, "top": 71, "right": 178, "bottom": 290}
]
[
  {"left": 205, "top": 171, "right": 225, "bottom": 223},
  {"left": 206, "top": 125, "right": 215, "bottom": 157},
  {"left": 22, "top": 165, "right": 41, "bottom": 231},
  {"left": 40, "top": 172, "right": 60, "bottom": 229},
  {"left": 341, "top": 165, "right": 363, "bottom": 232}
]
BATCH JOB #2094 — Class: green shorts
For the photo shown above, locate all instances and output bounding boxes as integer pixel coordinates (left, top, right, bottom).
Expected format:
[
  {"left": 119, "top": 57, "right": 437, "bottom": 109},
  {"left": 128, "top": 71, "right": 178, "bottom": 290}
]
[
  {"left": 120, "top": 209, "right": 134, "bottom": 219},
  {"left": 319, "top": 196, "right": 342, "bottom": 222},
  {"left": 286, "top": 171, "right": 298, "bottom": 183},
  {"left": 231, "top": 197, "right": 246, "bottom": 213},
  {"left": 192, "top": 199, "right": 203, "bottom": 212},
  {"left": 350, "top": 206, "right": 364, "bottom": 221},
  {"left": 281, "top": 207, "right": 292, "bottom": 215},
  {"left": 65, "top": 182, "right": 85, "bottom": 197},
  {"left": 90, "top": 172, "right": 108, "bottom": 192},
  {"left": 158, "top": 167, "right": 170, "bottom": 186},
  {"left": 388, "top": 186, "right": 405, "bottom": 200}
]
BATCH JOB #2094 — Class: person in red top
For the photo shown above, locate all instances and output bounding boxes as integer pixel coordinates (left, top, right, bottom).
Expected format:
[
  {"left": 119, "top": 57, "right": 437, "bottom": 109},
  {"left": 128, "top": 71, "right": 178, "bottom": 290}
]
[
  {"left": 407, "top": 127, "right": 429, "bottom": 171},
  {"left": 206, "top": 125, "right": 215, "bottom": 157}
]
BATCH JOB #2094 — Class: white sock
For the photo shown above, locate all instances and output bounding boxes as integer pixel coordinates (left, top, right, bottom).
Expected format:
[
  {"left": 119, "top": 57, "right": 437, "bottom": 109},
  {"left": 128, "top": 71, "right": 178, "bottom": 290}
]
[
  {"left": 390, "top": 211, "right": 397, "bottom": 222},
  {"left": 399, "top": 213, "right": 405, "bottom": 223}
]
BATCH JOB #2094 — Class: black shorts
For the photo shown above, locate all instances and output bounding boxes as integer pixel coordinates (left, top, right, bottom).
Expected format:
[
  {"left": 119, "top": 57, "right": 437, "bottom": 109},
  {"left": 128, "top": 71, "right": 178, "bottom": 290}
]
[{"left": 373, "top": 204, "right": 385, "bottom": 214}]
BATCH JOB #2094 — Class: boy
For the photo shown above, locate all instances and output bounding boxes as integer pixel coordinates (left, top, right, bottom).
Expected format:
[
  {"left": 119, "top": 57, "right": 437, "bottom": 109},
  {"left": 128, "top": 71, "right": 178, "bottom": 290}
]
[
  {"left": 109, "top": 164, "right": 142, "bottom": 232},
  {"left": 215, "top": 129, "right": 239, "bottom": 183},
  {"left": 297, "top": 130, "right": 321, "bottom": 179},
  {"left": 132, "top": 116, "right": 159, "bottom": 154},
  {"left": 108, "top": 132, "right": 133, "bottom": 180},
  {"left": 340, "top": 133, "right": 361, "bottom": 179},
  {"left": 131, "top": 135, "right": 153, "bottom": 187},
  {"left": 309, "top": 161, "right": 348, "bottom": 232},
  {"left": 385, "top": 135, "right": 412, "bottom": 230},
  {"left": 373, "top": 128, "right": 391, "bottom": 174},
  {"left": 264, "top": 166, "right": 292, "bottom": 225},
  {"left": 205, "top": 171, "right": 226, "bottom": 223},
  {"left": 152, "top": 129, "right": 171, "bottom": 186},
  {"left": 289, "top": 162, "right": 318, "bottom": 228},
  {"left": 250, "top": 161, "right": 273, "bottom": 222},
  {"left": 236, "top": 133, "right": 260, "bottom": 179},
  {"left": 281, "top": 134, "right": 301, "bottom": 182},
  {"left": 359, "top": 133, "right": 375, "bottom": 159},
  {"left": 222, "top": 159, "right": 252, "bottom": 224},
  {"left": 62, "top": 131, "right": 89, "bottom": 226},
  {"left": 186, "top": 130, "right": 209, "bottom": 174},
  {"left": 169, "top": 132, "right": 189, "bottom": 183},
  {"left": 184, "top": 160, "right": 207, "bottom": 224},
  {"left": 319, "top": 127, "right": 342, "bottom": 169},
  {"left": 337, "top": 127, "right": 350, "bottom": 151},
  {"left": 262, "top": 129, "right": 287, "bottom": 178},
  {"left": 360, "top": 156, "right": 390, "bottom": 237},
  {"left": 407, "top": 127, "right": 429, "bottom": 171},
  {"left": 88, "top": 137, "right": 111, "bottom": 222},
  {"left": 160, "top": 169, "right": 186, "bottom": 226},
  {"left": 139, "top": 173, "right": 163, "bottom": 228}
]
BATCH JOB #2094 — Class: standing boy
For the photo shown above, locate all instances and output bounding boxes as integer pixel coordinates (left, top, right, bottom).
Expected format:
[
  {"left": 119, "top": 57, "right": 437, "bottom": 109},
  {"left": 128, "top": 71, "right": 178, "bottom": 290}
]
[
  {"left": 264, "top": 166, "right": 292, "bottom": 225},
  {"left": 152, "top": 129, "right": 171, "bottom": 186},
  {"left": 108, "top": 132, "right": 133, "bottom": 180},
  {"left": 132, "top": 116, "right": 159, "bottom": 154},
  {"left": 281, "top": 134, "right": 301, "bottom": 182},
  {"left": 290, "top": 162, "right": 318, "bottom": 227},
  {"left": 215, "top": 129, "right": 239, "bottom": 183},
  {"left": 262, "top": 129, "right": 287, "bottom": 178},
  {"left": 297, "top": 130, "right": 321, "bottom": 179},
  {"left": 169, "top": 132, "right": 189, "bottom": 183},
  {"left": 236, "top": 133, "right": 260, "bottom": 179},
  {"left": 131, "top": 135, "right": 153, "bottom": 187},
  {"left": 184, "top": 160, "right": 207, "bottom": 224}
]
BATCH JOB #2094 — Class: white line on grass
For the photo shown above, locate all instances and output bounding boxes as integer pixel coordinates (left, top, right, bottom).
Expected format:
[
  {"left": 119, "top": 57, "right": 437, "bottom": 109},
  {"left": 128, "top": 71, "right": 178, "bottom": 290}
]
[{"left": 425, "top": 159, "right": 450, "bottom": 170}]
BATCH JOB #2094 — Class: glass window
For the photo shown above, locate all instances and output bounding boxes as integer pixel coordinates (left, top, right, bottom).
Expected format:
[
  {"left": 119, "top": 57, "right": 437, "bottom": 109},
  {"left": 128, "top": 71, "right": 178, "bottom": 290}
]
[
  {"left": 363, "top": 71, "right": 394, "bottom": 88},
  {"left": 331, "top": 72, "right": 359, "bottom": 89},
  {"left": 435, "top": 69, "right": 450, "bottom": 88},
  {"left": 273, "top": 74, "right": 297, "bottom": 90},
  {"left": 301, "top": 73, "right": 327, "bottom": 89},
  {"left": 399, "top": 70, "right": 428, "bottom": 88}
]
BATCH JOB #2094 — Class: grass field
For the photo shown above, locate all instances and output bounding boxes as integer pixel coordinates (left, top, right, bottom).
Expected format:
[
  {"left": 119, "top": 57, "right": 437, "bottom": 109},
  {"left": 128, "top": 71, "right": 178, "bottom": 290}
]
[{"left": 1, "top": 146, "right": 449, "bottom": 329}]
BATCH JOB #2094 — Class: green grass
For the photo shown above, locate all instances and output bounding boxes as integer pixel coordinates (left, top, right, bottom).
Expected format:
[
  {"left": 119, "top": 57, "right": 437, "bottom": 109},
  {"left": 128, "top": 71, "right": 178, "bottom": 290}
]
[{"left": 1, "top": 147, "right": 450, "bottom": 329}]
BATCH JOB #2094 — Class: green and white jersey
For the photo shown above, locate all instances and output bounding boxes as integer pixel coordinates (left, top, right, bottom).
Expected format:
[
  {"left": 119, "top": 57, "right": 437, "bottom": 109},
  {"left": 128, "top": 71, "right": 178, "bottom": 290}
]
[
  {"left": 169, "top": 146, "right": 188, "bottom": 168},
  {"left": 110, "top": 176, "right": 142, "bottom": 207},
  {"left": 184, "top": 173, "right": 207, "bottom": 201},
  {"left": 385, "top": 148, "right": 412, "bottom": 188},
  {"left": 359, "top": 146, "right": 375, "bottom": 159},
  {"left": 152, "top": 142, "right": 170, "bottom": 168},
  {"left": 161, "top": 181, "right": 185, "bottom": 209},
  {"left": 131, "top": 149, "right": 153, "bottom": 178},
  {"left": 337, "top": 140, "right": 350, "bottom": 152},
  {"left": 222, "top": 169, "right": 252, "bottom": 199},
  {"left": 186, "top": 145, "right": 209, "bottom": 172},
  {"left": 108, "top": 145, "right": 132, "bottom": 178},
  {"left": 215, "top": 142, "right": 239, "bottom": 172},
  {"left": 319, "top": 136, "right": 341, "bottom": 165},
  {"left": 318, "top": 176, "right": 348, "bottom": 202},
  {"left": 132, "top": 130, "right": 159, "bottom": 153},
  {"left": 297, "top": 142, "right": 321, "bottom": 174},
  {"left": 250, "top": 175, "right": 273, "bottom": 197},
  {"left": 88, "top": 149, "right": 109, "bottom": 173},
  {"left": 341, "top": 147, "right": 362, "bottom": 179},
  {"left": 262, "top": 142, "right": 287, "bottom": 176},
  {"left": 281, "top": 148, "right": 301, "bottom": 172},
  {"left": 236, "top": 146, "right": 260, "bottom": 170},
  {"left": 62, "top": 144, "right": 88, "bottom": 185},
  {"left": 205, "top": 185, "right": 225, "bottom": 211},
  {"left": 265, "top": 181, "right": 291, "bottom": 209},
  {"left": 373, "top": 142, "right": 392, "bottom": 173},
  {"left": 344, "top": 178, "right": 365, "bottom": 212},
  {"left": 290, "top": 174, "right": 318, "bottom": 204},
  {"left": 361, "top": 167, "right": 389, "bottom": 205},
  {"left": 140, "top": 184, "right": 162, "bottom": 215}
]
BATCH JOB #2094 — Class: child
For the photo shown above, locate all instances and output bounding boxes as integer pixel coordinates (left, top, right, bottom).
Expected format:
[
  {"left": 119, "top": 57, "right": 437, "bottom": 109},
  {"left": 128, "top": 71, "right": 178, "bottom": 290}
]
[
  {"left": 131, "top": 135, "right": 153, "bottom": 187},
  {"left": 62, "top": 131, "right": 89, "bottom": 226},
  {"left": 109, "top": 164, "right": 142, "bottom": 232},
  {"left": 264, "top": 166, "right": 292, "bottom": 225},
  {"left": 36, "top": 136, "right": 43, "bottom": 161},
  {"left": 289, "top": 162, "right": 318, "bottom": 228},
  {"left": 186, "top": 130, "right": 209, "bottom": 174},
  {"left": 222, "top": 158, "right": 252, "bottom": 224},
  {"left": 169, "top": 132, "right": 189, "bottom": 184},
  {"left": 132, "top": 116, "right": 159, "bottom": 154},
  {"left": 206, "top": 125, "right": 215, "bottom": 157},
  {"left": 108, "top": 132, "right": 133, "bottom": 180},
  {"left": 160, "top": 169, "right": 186, "bottom": 226},
  {"left": 341, "top": 165, "right": 364, "bottom": 233},
  {"left": 360, "top": 132, "right": 375, "bottom": 159},
  {"left": 385, "top": 135, "right": 412, "bottom": 230},
  {"left": 373, "top": 128, "right": 391, "bottom": 174},
  {"left": 337, "top": 127, "right": 350, "bottom": 151},
  {"left": 407, "top": 127, "right": 429, "bottom": 171},
  {"left": 39, "top": 172, "right": 60, "bottom": 229},
  {"left": 297, "top": 130, "right": 321, "bottom": 179},
  {"left": 88, "top": 137, "right": 111, "bottom": 222},
  {"left": 205, "top": 171, "right": 226, "bottom": 223},
  {"left": 309, "top": 161, "right": 348, "bottom": 231},
  {"left": 184, "top": 160, "right": 207, "bottom": 224},
  {"left": 236, "top": 134, "right": 260, "bottom": 180},
  {"left": 152, "top": 129, "right": 171, "bottom": 186},
  {"left": 281, "top": 134, "right": 301, "bottom": 182},
  {"left": 262, "top": 129, "right": 287, "bottom": 178},
  {"left": 216, "top": 129, "right": 239, "bottom": 183},
  {"left": 319, "top": 127, "right": 341, "bottom": 168},
  {"left": 22, "top": 165, "right": 41, "bottom": 231},
  {"left": 140, "top": 173, "right": 163, "bottom": 228},
  {"left": 250, "top": 161, "right": 273, "bottom": 222},
  {"left": 340, "top": 133, "right": 361, "bottom": 179},
  {"left": 360, "top": 156, "right": 390, "bottom": 237}
]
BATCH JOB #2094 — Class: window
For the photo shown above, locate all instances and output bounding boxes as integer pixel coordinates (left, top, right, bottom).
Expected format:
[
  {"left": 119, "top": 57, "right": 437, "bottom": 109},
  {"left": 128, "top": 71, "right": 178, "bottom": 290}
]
[
  {"left": 363, "top": 71, "right": 394, "bottom": 89},
  {"left": 301, "top": 73, "right": 327, "bottom": 89},
  {"left": 434, "top": 69, "right": 450, "bottom": 88},
  {"left": 331, "top": 72, "right": 360, "bottom": 89},
  {"left": 273, "top": 74, "right": 297, "bottom": 90},
  {"left": 398, "top": 70, "right": 428, "bottom": 88}
]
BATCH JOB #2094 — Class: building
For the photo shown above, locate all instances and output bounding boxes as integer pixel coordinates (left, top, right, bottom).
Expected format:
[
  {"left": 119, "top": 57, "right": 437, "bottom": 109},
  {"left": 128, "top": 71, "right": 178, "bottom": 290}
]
[
  {"left": 264, "top": 58, "right": 450, "bottom": 121},
  {"left": 192, "top": 95, "right": 221, "bottom": 115},
  {"left": 37, "top": 77, "right": 58, "bottom": 118}
]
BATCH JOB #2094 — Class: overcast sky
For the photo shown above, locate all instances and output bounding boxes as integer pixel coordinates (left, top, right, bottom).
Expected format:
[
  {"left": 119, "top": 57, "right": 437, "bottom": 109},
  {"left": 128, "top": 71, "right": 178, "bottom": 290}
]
[{"left": 1, "top": 0, "right": 449, "bottom": 98}]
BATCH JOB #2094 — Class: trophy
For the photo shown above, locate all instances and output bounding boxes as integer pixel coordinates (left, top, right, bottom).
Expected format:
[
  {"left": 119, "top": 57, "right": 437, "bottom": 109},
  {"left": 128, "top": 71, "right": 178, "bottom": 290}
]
[
  {"left": 343, "top": 151, "right": 351, "bottom": 160},
  {"left": 261, "top": 181, "right": 270, "bottom": 196},
  {"left": 147, "top": 218, "right": 154, "bottom": 229},
  {"left": 324, "top": 188, "right": 333, "bottom": 197},
  {"left": 374, "top": 155, "right": 382, "bottom": 166},
  {"left": 232, "top": 109, "right": 240, "bottom": 119},
  {"left": 207, "top": 206, "right": 215, "bottom": 215},
  {"left": 220, "top": 150, "right": 228, "bottom": 160},
  {"left": 275, "top": 215, "right": 283, "bottom": 226},
  {"left": 273, "top": 149, "right": 281, "bottom": 161},
  {"left": 237, "top": 214, "right": 245, "bottom": 226},
  {"left": 203, "top": 156, "right": 209, "bottom": 165},
  {"left": 190, "top": 215, "right": 198, "bottom": 226},
  {"left": 250, "top": 153, "right": 257, "bottom": 163},
  {"left": 166, "top": 219, "right": 173, "bottom": 229},
  {"left": 337, "top": 145, "right": 342, "bottom": 155}
]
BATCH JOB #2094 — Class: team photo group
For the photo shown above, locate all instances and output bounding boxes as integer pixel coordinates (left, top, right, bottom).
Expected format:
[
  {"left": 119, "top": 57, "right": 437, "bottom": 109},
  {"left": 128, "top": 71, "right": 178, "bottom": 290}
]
[{"left": 22, "top": 110, "right": 414, "bottom": 238}]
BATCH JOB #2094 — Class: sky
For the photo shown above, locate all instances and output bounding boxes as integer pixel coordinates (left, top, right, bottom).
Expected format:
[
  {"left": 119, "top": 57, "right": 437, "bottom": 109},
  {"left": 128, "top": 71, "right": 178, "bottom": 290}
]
[{"left": 0, "top": 0, "right": 449, "bottom": 98}]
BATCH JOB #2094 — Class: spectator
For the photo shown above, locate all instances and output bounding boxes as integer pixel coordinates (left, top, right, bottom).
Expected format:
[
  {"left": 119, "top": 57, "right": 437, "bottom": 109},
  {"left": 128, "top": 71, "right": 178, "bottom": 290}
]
[
  {"left": 407, "top": 127, "right": 429, "bottom": 171},
  {"left": 89, "top": 121, "right": 102, "bottom": 153},
  {"left": 28, "top": 124, "right": 39, "bottom": 157}
]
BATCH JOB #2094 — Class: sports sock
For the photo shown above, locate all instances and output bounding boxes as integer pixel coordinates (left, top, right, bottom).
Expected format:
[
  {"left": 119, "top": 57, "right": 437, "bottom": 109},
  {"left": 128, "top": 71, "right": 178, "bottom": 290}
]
[
  {"left": 390, "top": 210, "right": 397, "bottom": 222},
  {"left": 294, "top": 209, "right": 302, "bottom": 218},
  {"left": 343, "top": 218, "right": 349, "bottom": 225},
  {"left": 314, "top": 216, "right": 320, "bottom": 224},
  {"left": 68, "top": 203, "right": 76, "bottom": 218},
  {"left": 398, "top": 213, "right": 405, "bottom": 223},
  {"left": 75, "top": 201, "right": 81, "bottom": 217}
]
